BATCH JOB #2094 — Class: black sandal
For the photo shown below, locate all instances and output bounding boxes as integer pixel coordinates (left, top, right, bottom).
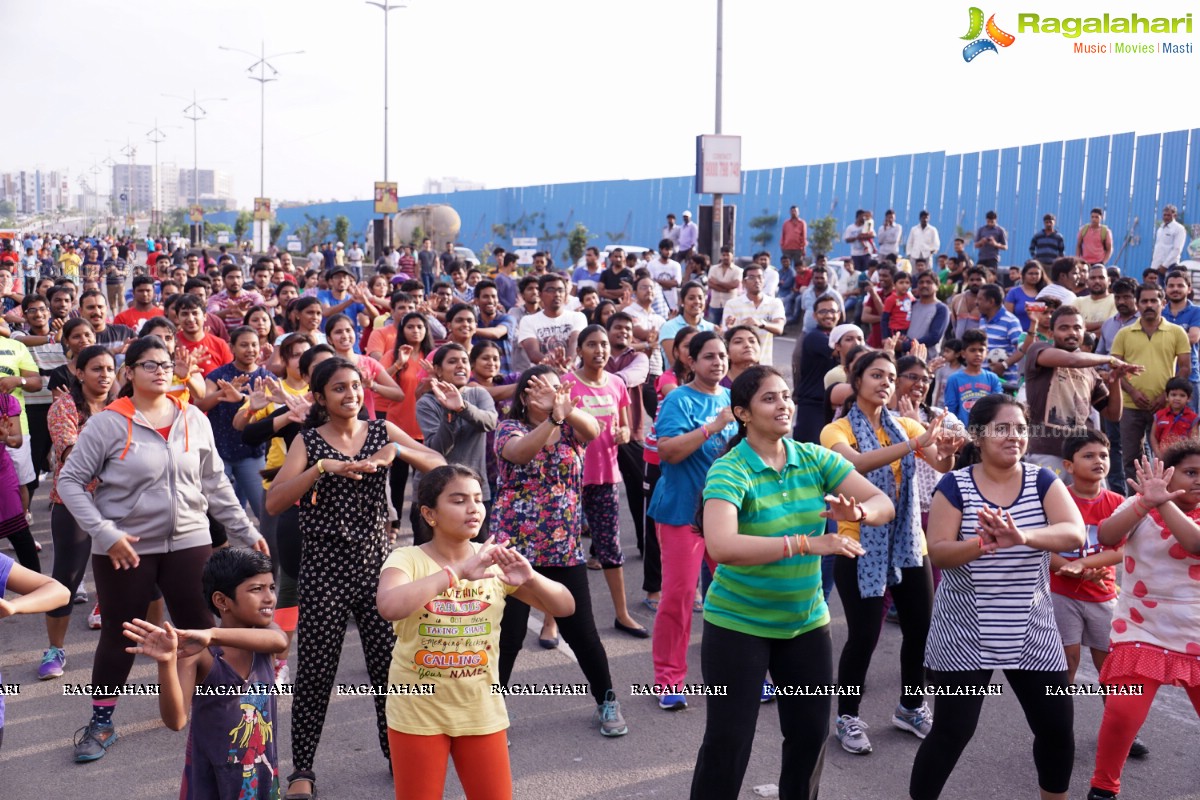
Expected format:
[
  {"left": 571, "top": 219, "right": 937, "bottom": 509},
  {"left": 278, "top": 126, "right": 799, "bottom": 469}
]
[{"left": 284, "top": 770, "right": 317, "bottom": 800}]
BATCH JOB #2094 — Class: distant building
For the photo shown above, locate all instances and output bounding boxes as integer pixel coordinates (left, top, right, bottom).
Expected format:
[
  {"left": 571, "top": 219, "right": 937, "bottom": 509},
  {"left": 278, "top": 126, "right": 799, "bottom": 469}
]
[
  {"left": 0, "top": 169, "right": 70, "bottom": 214},
  {"left": 178, "top": 168, "right": 234, "bottom": 207},
  {"left": 423, "top": 176, "right": 485, "bottom": 194},
  {"left": 111, "top": 164, "right": 156, "bottom": 212}
]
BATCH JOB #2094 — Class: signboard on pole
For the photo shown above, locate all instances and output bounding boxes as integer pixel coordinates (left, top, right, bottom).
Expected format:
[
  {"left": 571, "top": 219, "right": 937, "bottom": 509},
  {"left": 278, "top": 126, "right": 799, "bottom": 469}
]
[
  {"left": 253, "top": 197, "right": 272, "bottom": 221},
  {"left": 512, "top": 237, "right": 538, "bottom": 266},
  {"left": 189, "top": 205, "right": 205, "bottom": 223},
  {"left": 374, "top": 182, "right": 399, "bottom": 215},
  {"left": 695, "top": 135, "right": 742, "bottom": 195}
]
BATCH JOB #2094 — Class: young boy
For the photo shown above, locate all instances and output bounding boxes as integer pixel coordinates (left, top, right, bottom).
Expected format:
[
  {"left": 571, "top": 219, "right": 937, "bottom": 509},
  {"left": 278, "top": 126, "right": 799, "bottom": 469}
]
[
  {"left": 1052, "top": 431, "right": 1149, "bottom": 759},
  {"left": 123, "top": 548, "right": 288, "bottom": 799},
  {"left": 1150, "top": 377, "right": 1198, "bottom": 457},
  {"left": 932, "top": 338, "right": 962, "bottom": 409},
  {"left": 881, "top": 272, "right": 914, "bottom": 339},
  {"left": 943, "top": 328, "right": 1003, "bottom": 425}
]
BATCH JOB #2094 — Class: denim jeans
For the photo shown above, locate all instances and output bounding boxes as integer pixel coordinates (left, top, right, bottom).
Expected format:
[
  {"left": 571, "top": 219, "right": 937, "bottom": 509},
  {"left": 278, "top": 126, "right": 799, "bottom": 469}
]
[{"left": 223, "top": 455, "right": 266, "bottom": 522}]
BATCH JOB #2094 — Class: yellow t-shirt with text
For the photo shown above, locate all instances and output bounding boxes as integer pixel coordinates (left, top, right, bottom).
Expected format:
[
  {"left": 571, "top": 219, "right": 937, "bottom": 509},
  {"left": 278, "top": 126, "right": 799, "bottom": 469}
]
[{"left": 381, "top": 545, "right": 517, "bottom": 736}]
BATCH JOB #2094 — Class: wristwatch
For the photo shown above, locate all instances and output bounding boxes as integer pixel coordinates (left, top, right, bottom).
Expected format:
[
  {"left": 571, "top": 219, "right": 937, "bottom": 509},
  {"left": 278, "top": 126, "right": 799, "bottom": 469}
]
[{"left": 18, "top": 377, "right": 27, "bottom": 388}]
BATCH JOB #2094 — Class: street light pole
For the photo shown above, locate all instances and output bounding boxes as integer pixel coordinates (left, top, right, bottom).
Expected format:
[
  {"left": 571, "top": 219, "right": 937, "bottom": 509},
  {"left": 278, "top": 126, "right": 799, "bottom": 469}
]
[
  {"left": 219, "top": 41, "right": 304, "bottom": 252},
  {"left": 164, "top": 91, "right": 227, "bottom": 242},
  {"left": 365, "top": 2, "right": 406, "bottom": 254},
  {"left": 710, "top": 0, "right": 724, "bottom": 259},
  {"left": 120, "top": 142, "right": 137, "bottom": 234},
  {"left": 145, "top": 121, "right": 167, "bottom": 237}
]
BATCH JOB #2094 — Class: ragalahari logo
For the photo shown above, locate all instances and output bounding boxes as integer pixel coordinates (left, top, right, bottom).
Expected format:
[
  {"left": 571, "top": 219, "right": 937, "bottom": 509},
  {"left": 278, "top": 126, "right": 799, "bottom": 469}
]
[{"left": 962, "top": 7, "right": 1016, "bottom": 61}]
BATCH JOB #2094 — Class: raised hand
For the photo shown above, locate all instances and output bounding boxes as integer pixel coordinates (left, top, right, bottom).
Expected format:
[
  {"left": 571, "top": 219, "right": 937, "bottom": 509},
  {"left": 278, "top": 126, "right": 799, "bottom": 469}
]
[
  {"left": 491, "top": 544, "right": 535, "bottom": 586},
  {"left": 551, "top": 382, "right": 576, "bottom": 421},
  {"left": 431, "top": 379, "right": 465, "bottom": 412},
  {"left": 174, "top": 626, "right": 214, "bottom": 659},
  {"left": 122, "top": 618, "right": 180, "bottom": 662},
  {"left": 910, "top": 341, "right": 928, "bottom": 361},
  {"left": 215, "top": 379, "right": 246, "bottom": 404},
  {"left": 917, "top": 408, "right": 950, "bottom": 450},
  {"left": 1127, "top": 456, "right": 1185, "bottom": 508},
  {"left": 248, "top": 377, "right": 276, "bottom": 411},
  {"left": 457, "top": 536, "right": 500, "bottom": 581},
  {"left": 283, "top": 393, "right": 312, "bottom": 423},
  {"left": 820, "top": 493, "right": 864, "bottom": 523}
]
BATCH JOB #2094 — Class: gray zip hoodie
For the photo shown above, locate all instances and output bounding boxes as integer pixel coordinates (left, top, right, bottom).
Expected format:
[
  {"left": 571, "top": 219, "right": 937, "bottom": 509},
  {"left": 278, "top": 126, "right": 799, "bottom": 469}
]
[{"left": 57, "top": 395, "right": 261, "bottom": 556}]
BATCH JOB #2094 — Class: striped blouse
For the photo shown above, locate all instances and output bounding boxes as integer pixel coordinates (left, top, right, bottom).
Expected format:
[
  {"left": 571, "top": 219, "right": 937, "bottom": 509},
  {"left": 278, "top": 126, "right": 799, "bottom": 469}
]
[{"left": 925, "top": 463, "right": 1068, "bottom": 672}]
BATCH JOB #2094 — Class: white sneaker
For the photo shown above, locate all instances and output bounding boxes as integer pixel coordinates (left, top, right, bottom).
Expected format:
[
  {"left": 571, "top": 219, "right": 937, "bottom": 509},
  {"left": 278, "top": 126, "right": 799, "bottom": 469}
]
[
  {"left": 87, "top": 604, "right": 102, "bottom": 630},
  {"left": 274, "top": 661, "right": 290, "bottom": 689},
  {"left": 835, "top": 714, "right": 872, "bottom": 754}
]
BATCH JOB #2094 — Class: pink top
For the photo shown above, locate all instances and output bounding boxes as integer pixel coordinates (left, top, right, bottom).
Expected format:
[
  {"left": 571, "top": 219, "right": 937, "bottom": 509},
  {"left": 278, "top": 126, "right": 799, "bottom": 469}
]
[
  {"left": 1111, "top": 496, "right": 1200, "bottom": 656},
  {"left": 355, "top": 355, "right": 385, "bottom": 419},
  {"left": 564, "top": 372, "right": 629, "bottom": 486}
]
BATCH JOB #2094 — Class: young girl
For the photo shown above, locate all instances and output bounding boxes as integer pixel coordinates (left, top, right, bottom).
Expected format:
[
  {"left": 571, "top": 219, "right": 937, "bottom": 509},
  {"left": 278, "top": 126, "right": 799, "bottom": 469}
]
[
  {"left": 265, "top": 358, "right": 444, "bottom": 798},
  {"left": 0, "top": 552, "right": 70, "bottom": 750},
  {"left": 820, "top": 351, "right": 957, "bottom": 755},
  {"left": 722, "top": 325, "right": 761, "bottom": 388},
  {"left": 413, "top": 343, "right": 497, "bottom": 545},
  {"left": 566, "top": 325, "right": 647, "bottom": 637},
  {"left": 39, "top": 346, "right": 115, "bottom": 681},
  {"left": 46, "top": 318, "right": 96, "bottom": 393},
  {"left": 693, "top": 365, "right": 884, "bottom": 799},
  {"left": 242, "top": 305, "right": 277, "bottom": 366},
  {"left": 1087, "top": 452, "right": 1200, "bottom": 800},
  {"left": 659, "top": 281, "right": 715, "bottom": 366},
  {"left": 377, "top": 465, "right": 574, "bottom": 800},
  {"left": 383, "top": 312, "right": 434, "bottom": 527},
  {"left": 325, "top": 312, "right": 404, "bottom": 420}
]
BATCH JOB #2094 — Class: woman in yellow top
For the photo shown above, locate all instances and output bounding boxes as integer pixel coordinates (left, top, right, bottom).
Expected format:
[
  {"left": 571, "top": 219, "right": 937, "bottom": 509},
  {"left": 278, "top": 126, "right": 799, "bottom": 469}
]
[
  {"left": 377, "top": 464, "right": 574, "bottom": 800},
  {"left": 819, "top": 350, "right": 959, "bottom": 756}
]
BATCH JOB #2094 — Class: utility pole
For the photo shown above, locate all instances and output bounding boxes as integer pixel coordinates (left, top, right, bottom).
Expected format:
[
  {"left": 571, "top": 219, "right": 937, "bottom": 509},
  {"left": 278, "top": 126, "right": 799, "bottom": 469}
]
[
  {"left": 120, "top": 142, "right": 137, "bottom": 235},
  {"left": 366, "top": 3, "right": 406, "bottom": 252},
  {"left": 145, "top": 121, "right": 167, "bottom": 237},
  {"left": 220, "top": 41, "right": 304, "bottom": 252},
  {"left": 711, "top": 0, "right": 724, "bottom": 258}
]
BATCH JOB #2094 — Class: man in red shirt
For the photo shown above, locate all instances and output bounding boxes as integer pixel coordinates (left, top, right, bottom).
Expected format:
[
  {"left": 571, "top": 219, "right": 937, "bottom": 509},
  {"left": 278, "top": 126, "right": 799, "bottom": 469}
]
[
  {"left": 779, "top": 205, "right": 808, "bottom": 267},
  {"left": 113, "top": 276, "right": 163, "bottom": 332},
  {"left": 173, "top": 294, "right": 232, "bottom": 376}
]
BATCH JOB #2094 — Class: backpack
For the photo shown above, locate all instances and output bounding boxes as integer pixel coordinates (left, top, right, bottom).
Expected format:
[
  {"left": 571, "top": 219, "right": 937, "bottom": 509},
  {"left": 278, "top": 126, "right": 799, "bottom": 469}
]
[{"left": 1078, "top": 224, "right": 1110, "bottom": 250}]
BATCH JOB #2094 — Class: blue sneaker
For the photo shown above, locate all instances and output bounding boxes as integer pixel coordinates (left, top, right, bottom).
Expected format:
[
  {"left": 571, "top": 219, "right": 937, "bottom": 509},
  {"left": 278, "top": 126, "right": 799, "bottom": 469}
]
[
  {"left": 761, "top": 681, "right": 775, "bottom": 703},
  {"left": 658, "top": 693, "right": 688, "bottom": 711},
  {"left": 73, "top": 722, "right": 118, "bottom": 762},
  {"left": 891, "top": 702, "right": 933, "bottom": 739},
  {"left": 38, "top": 647, "right": 66, "bottom": 680}
]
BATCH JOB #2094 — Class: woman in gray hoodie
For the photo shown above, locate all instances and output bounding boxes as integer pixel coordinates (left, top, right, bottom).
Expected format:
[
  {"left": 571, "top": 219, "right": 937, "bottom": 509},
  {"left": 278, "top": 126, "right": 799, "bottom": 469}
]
[{"left": 58, "top": 335, "right": 267, "bottom": 763}]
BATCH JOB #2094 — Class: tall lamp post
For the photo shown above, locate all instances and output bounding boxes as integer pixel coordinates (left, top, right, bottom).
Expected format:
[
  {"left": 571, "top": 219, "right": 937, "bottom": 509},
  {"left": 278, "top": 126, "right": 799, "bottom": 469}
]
[
  {"left": 164, "top": 91, "right": 227, "bottom": 244},
  {"left": 710, "top": 0, "right": 724, "bottom": 258},
  {"left": 120, "top": 142, "right": 137, "bottom": 235},
  {"left": 366, "top": 2, "right": 406, "bottom": 252},
  {"left": 219, "top": 41, "right": 304, "bottom": 253}
]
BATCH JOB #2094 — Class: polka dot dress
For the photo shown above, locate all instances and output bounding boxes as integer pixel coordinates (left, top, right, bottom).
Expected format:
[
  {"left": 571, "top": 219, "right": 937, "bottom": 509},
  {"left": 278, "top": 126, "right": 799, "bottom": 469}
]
[{"left": 291, "top": 420, "right": 397, "bottom": 772}]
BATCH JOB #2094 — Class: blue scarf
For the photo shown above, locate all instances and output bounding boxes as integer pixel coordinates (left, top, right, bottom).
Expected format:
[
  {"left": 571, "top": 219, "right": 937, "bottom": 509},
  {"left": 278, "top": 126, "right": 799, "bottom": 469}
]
[{"left": 846, "top": 402, "right": 923, "bottom": 597}]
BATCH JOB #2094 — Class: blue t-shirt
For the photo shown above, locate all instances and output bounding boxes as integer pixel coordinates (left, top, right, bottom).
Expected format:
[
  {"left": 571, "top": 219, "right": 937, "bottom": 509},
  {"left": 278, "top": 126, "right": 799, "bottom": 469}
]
[
  {"left": 1004, "top": 285, "right": 1038, "bottom": 333},
  {"left": 658, "top": 315, "right": 717, "bottom": 365},
  {"left": 206, "top": 362, "right": 273, "bottom": 461},
  {"left": 1162, "top": 301, "right": 1200, "bottom": 382},
  {"left": 475, "top": 312, "right": 516, "bottom": 373},
  {"left": 943, "top": 368, "right": 1004, "bottom": 424},
  {"left": 317, "top": 290, "right": 365, "bottom": 353},
  {"left": 0, "top": 552, "right": 11, "bottom": 728},
  {"left": 646, "top": 384, "right": 738, "bottom": 526},
  {"left": 495, "top": 274, "right": 518, "bottom": 312}
]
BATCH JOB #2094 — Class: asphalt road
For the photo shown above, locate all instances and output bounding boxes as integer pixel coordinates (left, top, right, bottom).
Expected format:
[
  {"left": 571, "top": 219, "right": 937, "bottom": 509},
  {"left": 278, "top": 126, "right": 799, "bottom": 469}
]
[{"left": 1, "top": 334, "right": 1198, "bottom": 799}]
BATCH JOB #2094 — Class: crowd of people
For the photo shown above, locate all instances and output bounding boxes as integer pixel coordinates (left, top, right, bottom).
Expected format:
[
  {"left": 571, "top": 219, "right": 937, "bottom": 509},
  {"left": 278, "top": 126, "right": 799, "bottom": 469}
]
[{"left": 0, "top": 209, "right": 1199, "bottom": 800}]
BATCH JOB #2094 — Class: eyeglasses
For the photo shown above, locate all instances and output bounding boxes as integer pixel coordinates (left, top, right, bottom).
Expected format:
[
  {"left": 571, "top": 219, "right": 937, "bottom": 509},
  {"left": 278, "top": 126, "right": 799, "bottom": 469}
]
[
  {"left": 815, "top": 308, "right": 839, "bottom": 315},
  {"left": 132, "top": 360, "right": 173, "bottom": 374},
  {"left": 900, "top": 372, "right": 931, "bottom": 385}
]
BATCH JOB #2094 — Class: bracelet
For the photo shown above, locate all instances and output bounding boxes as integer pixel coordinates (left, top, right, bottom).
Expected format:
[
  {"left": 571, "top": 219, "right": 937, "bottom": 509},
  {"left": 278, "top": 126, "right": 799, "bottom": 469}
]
[
  {"left": 316, "top": 458, "right": 326, "bottom": 475},
  {"left": 783, "top": 535, "right": 794, "bottom": 559},
  {"left": 700, "top": 425, "right": 712, "bottom": 440},
  {"left": 442, "top": 564, "right": 459, "bottom": 588},
  {"left": 907, "top": 439, "right": 915, "bottom": 454},
  {"left": 391, "top": 441, "right": 403, "bottom": 458},
  {"left": 1134, "top": 497, "right": 1151, "bottom": 516},
  {"left": 856, "top": 505, "right": 867, "bottom": 523},
  {"left": 798, "top": 535, "right": 810, "bottom": 555}
]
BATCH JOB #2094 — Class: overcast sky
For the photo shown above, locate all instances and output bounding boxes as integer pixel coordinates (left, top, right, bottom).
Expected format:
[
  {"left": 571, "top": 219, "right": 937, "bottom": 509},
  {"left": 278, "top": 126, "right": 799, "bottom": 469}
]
[{"left": 5, "top": 0, "right": 1195, "bottom": 207}]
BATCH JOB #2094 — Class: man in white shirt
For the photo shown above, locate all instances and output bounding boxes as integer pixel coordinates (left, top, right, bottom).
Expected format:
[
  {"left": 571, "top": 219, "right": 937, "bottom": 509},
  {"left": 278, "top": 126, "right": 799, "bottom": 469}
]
[
  {"left": 648, "top": 239, "right": 682, "bottom": 312},
  {"left": 905, "top": 210, "right": 940, "bottom": 262},
  {"left": 876, "top": 209, "right": 903, "bottom": 259},
  {"left": 346, "top": 241, "right": 365, "bottom": 280},
  {"left": 1151, "top": 203, "right": 1188, "bottom": 270},
  {"left": 844, "top": 209, "right": 874, "bottom": 273},
  {"left": 754, "top": 251, "right": 780, "bottom": 297},
  {"left": 662, "top": 214, "right": 680, "bottom": 249},
  {"left": 517, "top": 273, "right": 588, "bottom": 367},
  {"left": 707, "top": 246, "right": 743, "bottom": 325},
  {"left": 677, "top": 211, "right": 700, "bottom": 260},
  {"left": 722, "top": 263, "right": 786, "bottom": 364}
]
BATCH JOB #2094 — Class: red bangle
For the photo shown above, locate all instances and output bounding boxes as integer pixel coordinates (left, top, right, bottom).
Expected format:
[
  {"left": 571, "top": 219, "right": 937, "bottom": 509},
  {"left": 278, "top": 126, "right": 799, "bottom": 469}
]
[{"left": 700, "top": 425, "right": 712, "bottom": 440}]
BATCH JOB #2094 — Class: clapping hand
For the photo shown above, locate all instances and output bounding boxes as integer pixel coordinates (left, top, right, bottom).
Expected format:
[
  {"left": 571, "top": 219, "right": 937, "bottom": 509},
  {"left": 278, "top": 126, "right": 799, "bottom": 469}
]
[
  {"left": 1126, "top": 456, "right": 1185, "bottom": 508},
  {"left": 820, "top": 493, "right": 864, "bottom": 523},
  {"left": 283, "top": 392, "right": 312, "bottom": 423},
  {"left": 215, "top": 378, "right": 248, "bottom": 404},
  {"left": 976, "top": 506, "right": 1025, "bottom": 549},
  {"left": 123, "top": 618, "right": 179, "bottom": 663},
  {"left": 248, "top": 376, "right": 280, "bottom": 412},
  {"left": 430, "top": 379, "right": 465, "bottom": 412},
  {"left": 490, "top": 544, "right": 535, "bottom": 586}
]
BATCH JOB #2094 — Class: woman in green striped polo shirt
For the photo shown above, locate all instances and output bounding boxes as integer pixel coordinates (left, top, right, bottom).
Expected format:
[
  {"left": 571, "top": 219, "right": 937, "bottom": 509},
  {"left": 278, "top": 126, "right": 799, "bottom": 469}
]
[{"left": 690, "top": 365, "right": 892, "bottom": 800}]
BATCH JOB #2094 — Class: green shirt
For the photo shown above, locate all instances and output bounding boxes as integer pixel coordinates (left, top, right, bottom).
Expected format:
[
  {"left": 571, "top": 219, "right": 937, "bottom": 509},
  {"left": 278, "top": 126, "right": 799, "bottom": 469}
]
[{"left": 702, "top": 437, "right": 854, "bottom": 639}]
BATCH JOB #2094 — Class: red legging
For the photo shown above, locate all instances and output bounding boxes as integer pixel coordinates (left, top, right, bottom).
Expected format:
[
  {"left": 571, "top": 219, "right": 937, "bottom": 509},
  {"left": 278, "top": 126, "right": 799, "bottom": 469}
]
[
  {"left": 388, "top": 728, "right": 511, "bottom": 800},
  {"left": 1092, "top": 679, "right": 1200, "bottom": 794}
]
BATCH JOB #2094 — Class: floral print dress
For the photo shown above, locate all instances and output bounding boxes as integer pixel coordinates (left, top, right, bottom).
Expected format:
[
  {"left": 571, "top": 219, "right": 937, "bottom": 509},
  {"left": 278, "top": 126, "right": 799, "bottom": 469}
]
[{"left": 489, "top": 418, "right": 585, "bottom": 567}]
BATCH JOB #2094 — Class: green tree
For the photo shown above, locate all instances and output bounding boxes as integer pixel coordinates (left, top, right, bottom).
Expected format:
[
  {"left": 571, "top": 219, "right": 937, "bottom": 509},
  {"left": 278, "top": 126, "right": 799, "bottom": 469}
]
[
  {"left": 748, "top": 209, "right": 779, "bottom": 250},
  {"left": 334, "top": 215, "right": 351, "bottom": 246},
  {"left": 234, "top": 210, "right": 253, "bottom": 243},
  {"left": 410, "top": 225, "right": 426, "bottom": 248},
  {"left": 567, "top": 222, "right": 593, "bottom": 264},
  {"left": 808, "top": 215, "right": 839, "bottom": 258},
  {"left": 0, "top": 200, "right": 15, "bottom": 215},
  {"left": 269, "top": 222, "right": 286, "bottom": 246}
]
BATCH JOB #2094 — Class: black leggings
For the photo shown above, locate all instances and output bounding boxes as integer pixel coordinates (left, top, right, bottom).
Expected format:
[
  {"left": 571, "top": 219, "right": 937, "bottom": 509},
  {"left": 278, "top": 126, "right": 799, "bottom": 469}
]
[
  {"left": 616, "top": 441, "right": 645, "bottom": 551},
  {"left": 498, "top": 563, "right": 612, "bottom": 706},
  {"left": 275, "top": 505, "right": 302, "bottom": 608},
  {"left": 3, "top": 527, "right": 39, "bottom": 574},
  {"left": 90, "top": 545, "right": 213, "bottom": 694},
  {"left": 47, "top": 504, "right": 89, "bottom": 618},
  {"left": 834, "top": 555, "right": 933, "bottom": 717},
  {"left": 389, "top": 458, "right": 409, "bottom": 523},
  {"left": 691, "top": 622, "right": 832, "bottom": 800},
  {"left": 641, "top": 461, "right": 662, "bottom": 594},
  {"left": 909, "top": 668, "right": 1074, "bottom": 799}
]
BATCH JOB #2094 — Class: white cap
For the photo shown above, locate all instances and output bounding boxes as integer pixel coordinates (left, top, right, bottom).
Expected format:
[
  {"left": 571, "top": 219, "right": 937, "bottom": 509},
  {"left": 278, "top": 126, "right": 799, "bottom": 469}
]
[
  {"left": 829, "top": 323, "right": 862, "bottom": 347},
  {"left": 682, "top": 210, "right": 692, "bottom": 217}
]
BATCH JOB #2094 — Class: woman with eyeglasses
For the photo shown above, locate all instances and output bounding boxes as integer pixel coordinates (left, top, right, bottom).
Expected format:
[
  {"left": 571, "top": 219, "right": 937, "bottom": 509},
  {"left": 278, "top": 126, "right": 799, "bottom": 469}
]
[
  {"left": 819, "top": 350, "right": 961, "bottom": 757},
  {"left": 58, "top": 336, "right": 268, "bottom": 763}
]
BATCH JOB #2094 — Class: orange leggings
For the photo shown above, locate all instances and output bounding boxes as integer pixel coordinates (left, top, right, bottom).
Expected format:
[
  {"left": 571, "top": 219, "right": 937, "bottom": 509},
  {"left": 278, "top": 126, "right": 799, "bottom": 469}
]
[{"left": 388, "top": 728, "right": 512, "bottom": 800}]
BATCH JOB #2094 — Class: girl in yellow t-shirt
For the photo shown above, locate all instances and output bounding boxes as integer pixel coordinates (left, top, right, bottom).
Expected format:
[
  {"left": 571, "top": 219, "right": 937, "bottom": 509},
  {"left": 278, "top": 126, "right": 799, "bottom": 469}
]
[{"left": 377, "top": 465, "right": 574, "bottom": 800}]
